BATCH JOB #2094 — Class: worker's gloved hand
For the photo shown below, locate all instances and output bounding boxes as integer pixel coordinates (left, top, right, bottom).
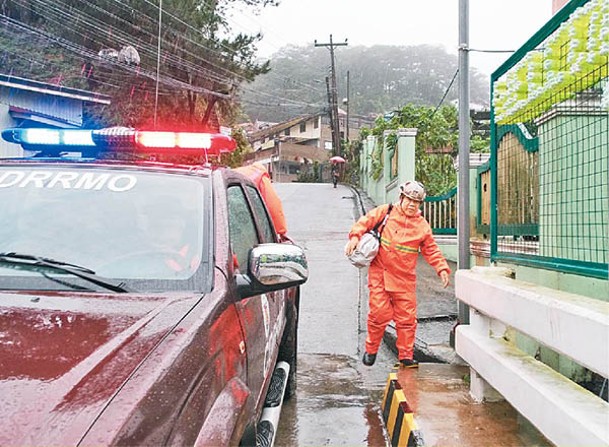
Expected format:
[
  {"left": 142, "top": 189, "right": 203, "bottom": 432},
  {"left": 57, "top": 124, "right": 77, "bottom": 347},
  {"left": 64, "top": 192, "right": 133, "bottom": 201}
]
[
  {"left": 440, "top": 270, "right": 450, "bottom": 288},
  {"left": 278, "top": 234, "right": 294, "bottom": 244},
  {"left": 345, "top": 237, "right": 359, "bottom": 256}
]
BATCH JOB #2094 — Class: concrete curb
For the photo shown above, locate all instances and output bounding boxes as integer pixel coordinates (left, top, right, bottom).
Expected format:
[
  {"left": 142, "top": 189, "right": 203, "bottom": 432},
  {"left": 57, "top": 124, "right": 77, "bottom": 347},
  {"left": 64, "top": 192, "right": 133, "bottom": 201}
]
[{"left": 381, "top": 372, "right": 425, "bottom": 446}]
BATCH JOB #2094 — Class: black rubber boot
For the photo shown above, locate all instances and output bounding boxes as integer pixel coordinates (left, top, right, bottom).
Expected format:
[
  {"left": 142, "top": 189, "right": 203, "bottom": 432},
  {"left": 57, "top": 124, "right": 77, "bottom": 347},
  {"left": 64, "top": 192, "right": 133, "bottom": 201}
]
[
  {"left": 362, "top": 352, "right": 377, "bottom": 366},
  {"left": 399, "top": 358, "right": 419, "bottom": 368}
]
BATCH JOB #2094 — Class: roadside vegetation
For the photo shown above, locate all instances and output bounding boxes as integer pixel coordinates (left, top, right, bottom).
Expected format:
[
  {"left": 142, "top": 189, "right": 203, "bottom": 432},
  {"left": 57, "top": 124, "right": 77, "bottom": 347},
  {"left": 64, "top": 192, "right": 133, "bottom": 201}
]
[{"left": 343, "top": 104, "right": 489, "bottom": 196}]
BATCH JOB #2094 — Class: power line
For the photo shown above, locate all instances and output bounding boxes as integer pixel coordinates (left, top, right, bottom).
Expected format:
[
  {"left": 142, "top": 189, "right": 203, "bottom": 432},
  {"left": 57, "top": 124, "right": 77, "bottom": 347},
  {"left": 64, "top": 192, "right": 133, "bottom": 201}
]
[
  {"left": 1, "top": 0, "right": 334, "bottom": 120},
  {"left": 431, "top": 69, "right": 459, "bottom": 118}
]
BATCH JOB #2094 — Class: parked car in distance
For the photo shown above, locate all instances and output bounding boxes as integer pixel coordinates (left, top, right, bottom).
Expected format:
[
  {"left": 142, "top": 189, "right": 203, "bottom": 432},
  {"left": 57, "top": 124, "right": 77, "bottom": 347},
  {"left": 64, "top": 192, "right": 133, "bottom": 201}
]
[{"left": 0, "top": 127, "right": 308, "bottom": 446}]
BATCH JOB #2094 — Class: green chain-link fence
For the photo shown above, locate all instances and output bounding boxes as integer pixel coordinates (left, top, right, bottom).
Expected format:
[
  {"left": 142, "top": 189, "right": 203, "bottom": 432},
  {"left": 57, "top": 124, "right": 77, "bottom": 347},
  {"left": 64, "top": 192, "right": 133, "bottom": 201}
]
[{"left": 490, "top": 0, "right": 608, "bottom": 279}]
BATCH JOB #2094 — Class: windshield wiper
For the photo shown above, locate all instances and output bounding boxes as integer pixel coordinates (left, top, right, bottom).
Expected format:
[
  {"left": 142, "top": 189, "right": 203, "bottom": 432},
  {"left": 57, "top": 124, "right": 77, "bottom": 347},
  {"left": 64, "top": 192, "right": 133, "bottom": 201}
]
[{"left": 0, "top": 252, "right": 131, "bottom": 293}]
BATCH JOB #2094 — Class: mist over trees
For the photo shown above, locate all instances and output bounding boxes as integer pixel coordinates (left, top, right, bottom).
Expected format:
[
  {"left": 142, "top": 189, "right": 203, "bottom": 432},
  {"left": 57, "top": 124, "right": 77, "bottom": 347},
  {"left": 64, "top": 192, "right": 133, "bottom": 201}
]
[{"left": 240, "top": 44, "right": 490, "bottom": 123}]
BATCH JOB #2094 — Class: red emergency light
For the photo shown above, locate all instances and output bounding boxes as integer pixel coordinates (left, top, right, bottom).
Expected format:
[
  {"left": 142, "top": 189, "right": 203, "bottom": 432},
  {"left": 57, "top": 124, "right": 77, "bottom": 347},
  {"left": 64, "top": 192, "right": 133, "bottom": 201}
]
[
  {"left": 93, "top": 127, "right": 236, "bottom": 155},
  {"left": 134, "top": 131, "right": 236, "bottom": 153}
]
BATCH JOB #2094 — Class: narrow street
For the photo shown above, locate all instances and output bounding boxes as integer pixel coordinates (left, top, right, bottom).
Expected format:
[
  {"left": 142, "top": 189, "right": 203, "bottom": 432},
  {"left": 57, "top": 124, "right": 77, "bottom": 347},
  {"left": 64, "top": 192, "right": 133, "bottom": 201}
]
[
  {"left": 274, "top": 182, "right": 394, "bottom": 445},
  {"left": 272, "top": 182, "right": 551, "bottom": 447}
]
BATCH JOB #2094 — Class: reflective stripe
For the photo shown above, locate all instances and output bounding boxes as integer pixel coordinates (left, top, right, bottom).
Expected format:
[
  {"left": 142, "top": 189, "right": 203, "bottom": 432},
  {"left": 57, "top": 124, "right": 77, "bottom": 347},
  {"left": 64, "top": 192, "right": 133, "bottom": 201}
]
[
  {"left": 380, "top": 237, "right": 419, "bottom": 254},
  {"left": 395, "top": 245, "right": 419, "bottom": 254}
]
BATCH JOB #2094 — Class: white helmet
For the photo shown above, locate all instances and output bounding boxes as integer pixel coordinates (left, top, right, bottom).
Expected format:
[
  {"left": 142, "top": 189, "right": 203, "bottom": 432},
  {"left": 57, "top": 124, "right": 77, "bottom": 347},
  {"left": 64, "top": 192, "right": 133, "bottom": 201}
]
[{"left": 399, "top": 181, "right": 426, "bottom": 201}]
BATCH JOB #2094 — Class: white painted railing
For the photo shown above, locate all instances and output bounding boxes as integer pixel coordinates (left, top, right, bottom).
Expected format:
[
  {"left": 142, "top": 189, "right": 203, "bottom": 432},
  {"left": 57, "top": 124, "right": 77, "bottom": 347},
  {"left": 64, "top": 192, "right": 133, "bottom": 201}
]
[{"left": 455, "top": 267, "right": 609, "bottom": 446}]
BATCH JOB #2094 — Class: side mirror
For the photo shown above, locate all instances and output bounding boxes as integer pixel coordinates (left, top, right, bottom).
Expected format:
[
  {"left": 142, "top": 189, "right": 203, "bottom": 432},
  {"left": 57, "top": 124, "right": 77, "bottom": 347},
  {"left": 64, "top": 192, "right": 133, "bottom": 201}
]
[{"left": 236, "top": 243, "right": 308, "bottom": 299}]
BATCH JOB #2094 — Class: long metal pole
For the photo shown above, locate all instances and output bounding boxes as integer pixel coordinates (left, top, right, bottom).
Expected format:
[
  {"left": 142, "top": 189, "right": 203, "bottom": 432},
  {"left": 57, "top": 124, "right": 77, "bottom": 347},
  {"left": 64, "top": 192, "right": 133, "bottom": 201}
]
[
  {"left": 346, "top": 70, "right": 350, "bottom": 145},
  {"left": 154, "top": 0, "right": 163, "bottom": 128},
  {"left": 458, "top": 0, "right": 470, "bottom": 324}
]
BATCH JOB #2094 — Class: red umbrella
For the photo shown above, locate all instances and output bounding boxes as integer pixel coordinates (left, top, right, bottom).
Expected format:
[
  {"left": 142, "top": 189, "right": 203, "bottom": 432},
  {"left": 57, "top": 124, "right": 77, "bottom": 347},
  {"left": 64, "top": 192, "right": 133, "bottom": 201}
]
[{"left": 329, "top": 155, "right": 346, "bottom": 163}]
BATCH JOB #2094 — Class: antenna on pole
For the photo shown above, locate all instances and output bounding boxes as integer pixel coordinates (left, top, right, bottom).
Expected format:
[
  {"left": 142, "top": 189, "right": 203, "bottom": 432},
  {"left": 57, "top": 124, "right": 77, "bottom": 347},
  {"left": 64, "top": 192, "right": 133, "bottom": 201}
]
[{"left": 315, "top": 35, "right": 348, "bottom": 157}]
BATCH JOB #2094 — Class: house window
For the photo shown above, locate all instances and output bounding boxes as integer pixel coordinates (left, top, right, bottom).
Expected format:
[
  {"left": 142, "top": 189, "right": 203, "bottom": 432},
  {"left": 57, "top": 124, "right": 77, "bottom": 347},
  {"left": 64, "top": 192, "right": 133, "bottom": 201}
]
[
  {"left": 314, "top": 118, "right": 319, "bottom": 129},
  {"left": 300, "top": 122, "right": 306, "bottom": 133},
  {"left": 284, "top": 128, "right": 290, "bottom": 136}
]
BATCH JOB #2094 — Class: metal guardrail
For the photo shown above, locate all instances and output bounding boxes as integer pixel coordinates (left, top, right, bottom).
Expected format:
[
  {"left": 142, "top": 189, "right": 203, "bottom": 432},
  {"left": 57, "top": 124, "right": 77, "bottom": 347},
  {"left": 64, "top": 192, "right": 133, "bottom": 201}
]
[{"left": 456, "top": 267, "right": 609, "bottom": 446}]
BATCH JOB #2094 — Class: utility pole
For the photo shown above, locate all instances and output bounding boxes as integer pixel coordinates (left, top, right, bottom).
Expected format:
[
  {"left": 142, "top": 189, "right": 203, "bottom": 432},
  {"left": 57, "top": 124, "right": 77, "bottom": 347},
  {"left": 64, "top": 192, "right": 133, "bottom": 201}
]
[
  {"left": 315, "top": 35, "right": 347, "bottom": 156},
  {"left": 345, "top": 70, "right": 350, "bottom": 145},
  {"left": 458, "top": 0, "right": 471, "bottom": 324},
  {"left": 325, "top": 76, "right": 334, "bottom": 141}
]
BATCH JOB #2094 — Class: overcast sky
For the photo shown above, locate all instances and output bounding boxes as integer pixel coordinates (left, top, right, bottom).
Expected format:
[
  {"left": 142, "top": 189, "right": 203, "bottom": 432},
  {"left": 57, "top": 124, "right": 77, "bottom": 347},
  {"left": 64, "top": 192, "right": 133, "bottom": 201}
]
[{"left": 230, "top": 0, "right": 554, "bottom": 77}]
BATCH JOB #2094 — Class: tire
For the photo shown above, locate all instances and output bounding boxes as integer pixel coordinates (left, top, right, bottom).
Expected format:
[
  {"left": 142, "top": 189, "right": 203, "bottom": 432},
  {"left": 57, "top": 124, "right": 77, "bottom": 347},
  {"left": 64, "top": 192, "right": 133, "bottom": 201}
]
[
  {"left": 278, "top": 287, "right": 299, "bottom": 400},
  {"left": 239, "top": 424, "right": 257, "bottom": 447}
]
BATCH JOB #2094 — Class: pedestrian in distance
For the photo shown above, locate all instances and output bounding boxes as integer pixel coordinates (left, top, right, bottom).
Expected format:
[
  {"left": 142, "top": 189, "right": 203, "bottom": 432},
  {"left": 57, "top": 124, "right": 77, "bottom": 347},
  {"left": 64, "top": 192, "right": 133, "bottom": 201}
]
[
  {"left": 235, "top": 163, "right": 290, "bottom": 242},
  {"left": 344, "top": 181, "right": 451, "bottom": 368},
  {"left": 331, "top": 165, "right": 340, "bottom": 188}
]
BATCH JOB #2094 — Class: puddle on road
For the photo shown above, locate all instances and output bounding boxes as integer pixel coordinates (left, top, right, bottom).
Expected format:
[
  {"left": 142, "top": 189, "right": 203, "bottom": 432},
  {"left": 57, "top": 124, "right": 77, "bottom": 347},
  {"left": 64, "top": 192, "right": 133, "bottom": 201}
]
[
  {"left": 275, "top": 353, "right": 389, "bottom": 446},
  {"left": 274, "top": 356, "right": 551, "bottom": 447}
]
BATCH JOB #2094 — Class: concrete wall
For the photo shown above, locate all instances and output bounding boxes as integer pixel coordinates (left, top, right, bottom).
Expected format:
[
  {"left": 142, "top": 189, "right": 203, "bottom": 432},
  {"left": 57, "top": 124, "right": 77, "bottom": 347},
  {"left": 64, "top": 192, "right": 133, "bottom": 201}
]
[{"left": 359, "top": 128, "right": 417, "bottom": 206}]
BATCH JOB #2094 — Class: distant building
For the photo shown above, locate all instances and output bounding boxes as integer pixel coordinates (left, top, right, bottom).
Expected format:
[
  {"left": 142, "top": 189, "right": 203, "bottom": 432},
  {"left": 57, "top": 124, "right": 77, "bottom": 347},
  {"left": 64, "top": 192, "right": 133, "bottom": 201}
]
[
  {"left": 244, "top": 110, "right": 371, "bottom": 182},
  {"left": 0, "top": 73, "right": 110, "bottom": 157}
]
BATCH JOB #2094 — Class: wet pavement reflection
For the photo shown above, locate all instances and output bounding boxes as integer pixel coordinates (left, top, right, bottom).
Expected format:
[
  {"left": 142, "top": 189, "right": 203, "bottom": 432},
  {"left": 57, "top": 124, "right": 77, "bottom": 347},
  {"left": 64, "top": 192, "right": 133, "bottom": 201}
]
[
  {"left": 273, "top": 184, "right": 551, "bottom": 446},
  {"left": 275, "top": 353, "right": 390, "bottom": 446},
  {"left": 396, "top": 364, "right": 551, "bottom": 447}
]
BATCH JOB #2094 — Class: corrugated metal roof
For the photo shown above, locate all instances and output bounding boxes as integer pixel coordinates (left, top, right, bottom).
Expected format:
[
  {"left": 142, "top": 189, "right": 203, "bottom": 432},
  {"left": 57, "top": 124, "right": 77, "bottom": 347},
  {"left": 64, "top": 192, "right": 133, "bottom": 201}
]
[
  {"left": 0, "top": 73, "right": 111, "bottom": 105},
  {"left": 248, "top": 112, "right": 324, "bottom": 140}
]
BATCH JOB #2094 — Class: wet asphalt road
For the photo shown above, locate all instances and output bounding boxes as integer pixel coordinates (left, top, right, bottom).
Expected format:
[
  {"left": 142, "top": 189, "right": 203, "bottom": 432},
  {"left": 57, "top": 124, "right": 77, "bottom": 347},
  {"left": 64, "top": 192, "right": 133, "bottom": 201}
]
[
  {"left": 273, "top": 182, "right": 396, "bottom": 446},
  {"left": 270, "top": 182, "right": 547, "bottom": 447}
]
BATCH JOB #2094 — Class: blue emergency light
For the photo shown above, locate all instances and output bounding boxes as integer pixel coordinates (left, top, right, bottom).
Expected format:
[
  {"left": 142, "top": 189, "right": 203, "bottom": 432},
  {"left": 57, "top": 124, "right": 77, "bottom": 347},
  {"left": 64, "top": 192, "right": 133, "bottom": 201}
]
[{"left": 1, "top": 128, "right": 95, "bottom": 146}]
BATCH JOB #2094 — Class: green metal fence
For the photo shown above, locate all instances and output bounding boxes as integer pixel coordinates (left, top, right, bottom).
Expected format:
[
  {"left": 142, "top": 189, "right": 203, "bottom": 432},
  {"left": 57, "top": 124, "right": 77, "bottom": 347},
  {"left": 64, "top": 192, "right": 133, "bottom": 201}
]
[
  {"left": 423, "top": 187, "right": 457, "bottom": 235},
  {"left": 490, "top": 0, "right": 608, "bottom": 279}
]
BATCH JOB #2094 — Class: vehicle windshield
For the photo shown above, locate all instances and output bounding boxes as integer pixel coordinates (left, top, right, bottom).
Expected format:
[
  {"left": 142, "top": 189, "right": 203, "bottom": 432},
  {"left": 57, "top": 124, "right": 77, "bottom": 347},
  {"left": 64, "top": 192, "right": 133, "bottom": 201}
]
[{"left": 0, "top": 166, "right": 208, "bottom": 291}]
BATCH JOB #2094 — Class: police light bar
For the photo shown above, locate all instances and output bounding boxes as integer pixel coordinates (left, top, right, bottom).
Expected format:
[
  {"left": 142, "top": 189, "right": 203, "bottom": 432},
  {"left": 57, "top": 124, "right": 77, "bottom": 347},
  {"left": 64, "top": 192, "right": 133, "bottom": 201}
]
[{"left": 1, "top": 127, "right": 237, "bottom": 155}]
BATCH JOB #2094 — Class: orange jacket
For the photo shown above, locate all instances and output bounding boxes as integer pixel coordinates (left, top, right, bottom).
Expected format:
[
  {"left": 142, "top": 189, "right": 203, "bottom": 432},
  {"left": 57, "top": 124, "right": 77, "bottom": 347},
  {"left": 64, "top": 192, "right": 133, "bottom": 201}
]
[
  {"left": 349, "top": 203, "right": 450, "bottom": 292},
  {"left": 235, "top": 165, "right": 288, "bottom": 237}
]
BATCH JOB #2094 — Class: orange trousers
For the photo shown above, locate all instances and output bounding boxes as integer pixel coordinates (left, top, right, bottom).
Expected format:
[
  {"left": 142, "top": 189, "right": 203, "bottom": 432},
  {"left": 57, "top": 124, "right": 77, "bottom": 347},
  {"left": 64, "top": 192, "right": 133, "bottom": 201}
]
[{"left": 365, "top": 287, "right": 417, "bottom": 360}]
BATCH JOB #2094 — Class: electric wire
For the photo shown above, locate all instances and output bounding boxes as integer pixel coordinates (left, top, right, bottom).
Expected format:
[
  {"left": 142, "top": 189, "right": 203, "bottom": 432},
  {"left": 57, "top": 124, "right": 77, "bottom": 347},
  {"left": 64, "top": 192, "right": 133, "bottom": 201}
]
[
  {"left": 2, "top": 9, "right": 305, "bottom": 105},
  {"left": 431, "top": 69, "right": 459, "bottom": 118},
  {"left": 26, "top": 0, "right": 321, "bottom": 104},
  {"left": 1, "top": 0, "right": 330, "bottom": 113}
]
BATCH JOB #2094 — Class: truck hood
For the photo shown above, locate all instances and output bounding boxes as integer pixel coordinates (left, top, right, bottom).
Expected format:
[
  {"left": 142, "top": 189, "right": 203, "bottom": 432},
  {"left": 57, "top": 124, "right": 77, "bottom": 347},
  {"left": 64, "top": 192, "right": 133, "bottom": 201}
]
[{"left": 0, "top": 290, "right": 200, "bottom": 446}]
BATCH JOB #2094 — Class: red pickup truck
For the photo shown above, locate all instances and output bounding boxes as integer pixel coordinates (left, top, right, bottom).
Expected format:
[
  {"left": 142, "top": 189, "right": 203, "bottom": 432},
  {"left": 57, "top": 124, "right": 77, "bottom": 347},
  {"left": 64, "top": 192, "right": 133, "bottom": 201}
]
[{"left": 0, "top": 128, "right": 308, "bottom": 446}]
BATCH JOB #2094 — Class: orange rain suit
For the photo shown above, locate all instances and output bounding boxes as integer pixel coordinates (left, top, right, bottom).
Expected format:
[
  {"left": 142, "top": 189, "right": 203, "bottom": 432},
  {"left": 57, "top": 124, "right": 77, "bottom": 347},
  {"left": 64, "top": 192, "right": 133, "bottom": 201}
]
[
  {"left": 348, "top": 203, "right": 450, "bottom": 360},
  {"left": 235, "top": 164, "right": 288, "bottom": 238}
]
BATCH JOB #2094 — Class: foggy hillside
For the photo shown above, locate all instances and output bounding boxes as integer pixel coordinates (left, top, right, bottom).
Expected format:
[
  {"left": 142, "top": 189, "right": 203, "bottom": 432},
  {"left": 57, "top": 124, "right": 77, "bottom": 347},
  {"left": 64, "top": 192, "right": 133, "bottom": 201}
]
[{"left": 240, "top": 44, "right": 490, "bottom": 123}]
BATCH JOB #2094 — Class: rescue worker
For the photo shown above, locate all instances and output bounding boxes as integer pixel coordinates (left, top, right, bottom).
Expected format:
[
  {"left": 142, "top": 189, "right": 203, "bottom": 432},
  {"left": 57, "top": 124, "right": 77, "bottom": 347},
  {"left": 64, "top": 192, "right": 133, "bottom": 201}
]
[
  {"left": 344, "top": 181, "right": 451, "bottom": 368},
  {"left": 235, "top": 163, "right": 289, "bottom": 241}
]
